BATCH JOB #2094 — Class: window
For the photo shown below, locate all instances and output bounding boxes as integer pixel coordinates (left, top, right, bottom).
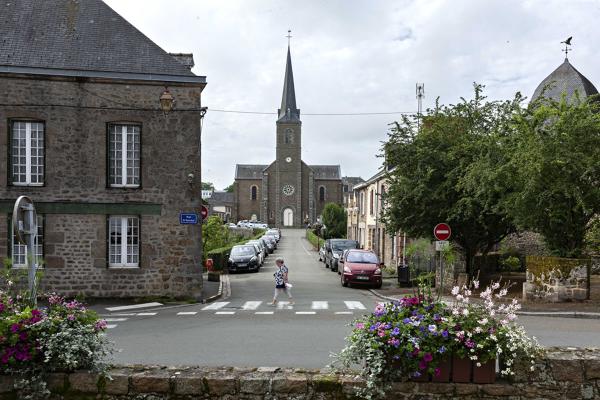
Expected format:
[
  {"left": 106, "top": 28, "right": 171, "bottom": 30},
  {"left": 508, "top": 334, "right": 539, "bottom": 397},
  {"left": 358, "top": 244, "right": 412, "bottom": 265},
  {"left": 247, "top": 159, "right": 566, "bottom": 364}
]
[
  {"left": 251, "top": 185, "right": 258, "bottom": 200},
  {"left": 108, "top": 216, "right": 140, "bottom": 268},
  {"left": 319, "top": 186, "right": 326, "bottom": 202},
  {"left": 10, "top": 121, "right": 44, "bottom": 186},
  {"left": 108, "top": 124, "right": 140, "bottom": 187},
  {"left": 370, "top": 190, "right": 374, "bottom": 215},
  {"left": 11, "top": 215, "right": 44, "bottom": 268},
  {"left": 360, "top": 192, "right": 365, "bottom": 215}
]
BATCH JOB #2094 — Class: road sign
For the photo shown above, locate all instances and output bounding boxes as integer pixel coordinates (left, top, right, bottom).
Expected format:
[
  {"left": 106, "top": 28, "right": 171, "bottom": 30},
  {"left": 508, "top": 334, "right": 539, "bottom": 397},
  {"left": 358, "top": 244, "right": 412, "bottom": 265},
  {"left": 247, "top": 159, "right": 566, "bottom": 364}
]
[
  {"left": 180, "top": 213, "right": 199, "bottom": 225},
  {"left": 435, "top": 240, "right": 449, "bottom": 251},
  {"left": 434, "top": 223, "right": 451, "bottom": 241},
  {"left": 200, "top": 205, "right": 209, "bottom": 221}
]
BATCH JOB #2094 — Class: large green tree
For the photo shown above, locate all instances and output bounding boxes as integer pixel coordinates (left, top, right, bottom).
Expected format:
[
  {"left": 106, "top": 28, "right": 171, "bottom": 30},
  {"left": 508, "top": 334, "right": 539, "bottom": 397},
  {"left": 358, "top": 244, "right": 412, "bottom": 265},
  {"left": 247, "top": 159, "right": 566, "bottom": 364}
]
[
  {"left": 322, "top": 203, "right": 347, "bottom": 239},
  {"left": 223, "top": 183, "right": 234, "bottom": 193},
  {"left": 201, "top": 182, "right": 215, "bottom": 191},
  {"left": 383, "top": 85, "right": 522, "bottom": 275},
  {"left": 508, "top": 93, "right": 600, "bottom": 257}
]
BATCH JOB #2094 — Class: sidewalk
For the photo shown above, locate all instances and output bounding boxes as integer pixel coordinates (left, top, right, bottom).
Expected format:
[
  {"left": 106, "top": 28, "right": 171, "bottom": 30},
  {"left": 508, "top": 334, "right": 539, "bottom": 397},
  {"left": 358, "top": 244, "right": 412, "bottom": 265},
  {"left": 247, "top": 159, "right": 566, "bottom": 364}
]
[{"left": 370, "top": 274, "right": 600, "bottom": 319}]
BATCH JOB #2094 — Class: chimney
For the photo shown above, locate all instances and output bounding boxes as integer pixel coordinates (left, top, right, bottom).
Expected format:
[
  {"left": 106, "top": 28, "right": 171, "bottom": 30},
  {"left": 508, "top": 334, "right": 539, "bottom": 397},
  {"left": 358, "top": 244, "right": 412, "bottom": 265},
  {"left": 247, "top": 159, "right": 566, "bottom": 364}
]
[{"left": 169, "top": 53, "right": 195, "bottom": 70}]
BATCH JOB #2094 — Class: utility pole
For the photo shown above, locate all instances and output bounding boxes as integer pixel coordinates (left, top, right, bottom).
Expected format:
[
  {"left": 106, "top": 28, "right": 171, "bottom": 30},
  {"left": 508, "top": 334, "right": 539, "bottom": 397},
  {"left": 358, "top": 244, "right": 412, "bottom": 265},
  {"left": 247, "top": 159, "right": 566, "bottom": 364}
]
[{"left": 416, "top": 83, "right": 425, "bottom": 129}]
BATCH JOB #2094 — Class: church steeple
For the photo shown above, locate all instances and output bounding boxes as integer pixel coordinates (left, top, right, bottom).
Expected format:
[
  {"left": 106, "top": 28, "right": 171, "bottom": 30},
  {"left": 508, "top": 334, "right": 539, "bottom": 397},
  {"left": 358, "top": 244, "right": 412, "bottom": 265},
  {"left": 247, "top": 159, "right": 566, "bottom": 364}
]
[{"left": 277, "top": 44, "right": 300, "bottom": 122}]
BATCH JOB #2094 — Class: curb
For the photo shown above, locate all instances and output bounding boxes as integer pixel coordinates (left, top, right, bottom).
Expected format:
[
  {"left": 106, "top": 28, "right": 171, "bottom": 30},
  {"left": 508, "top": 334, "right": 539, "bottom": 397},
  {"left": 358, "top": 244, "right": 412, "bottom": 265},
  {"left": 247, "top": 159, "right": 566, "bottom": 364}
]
[
  {"left": 369, "top": 289, "right": 600, "bottom": 320},
  {"left": 201, "top": 273, "right": 226, "bottom": 304}
]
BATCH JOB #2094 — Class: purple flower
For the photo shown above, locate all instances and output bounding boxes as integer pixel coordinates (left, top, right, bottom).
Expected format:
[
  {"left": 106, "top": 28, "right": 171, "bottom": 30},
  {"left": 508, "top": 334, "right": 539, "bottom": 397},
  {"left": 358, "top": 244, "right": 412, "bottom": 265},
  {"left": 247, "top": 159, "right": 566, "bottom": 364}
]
[
  {"left": 434, "top": 367, "right": 441, "bottom": 377},
  {"left": 423, "top": 352, "right": 433, "bottom": 362},
  {"left": 402, "top": 318, "right": 411, "bottom": 324},
  {"left": 355, "top": 322, "right": 364, "bottom": 329},
  {"left": 438, "top": 346, "right": 446, "bottom": 354},
  {"left": 465, "top": 339, "right": 475, "bottom": 349},
  {"left": 391, "top": 327, "right": 400, "bottom": 336},
  {"left": 441, "top": 330, "right": 449, "bottom": 338},
  {"left": 418, "top": 360, "right": 427, "bottom": 370},
  {"left": 10, "top": 324, "right": 20, "bottom": 333},
  {"left": 0, "top": 303, "right": 4, "bottom": 313}
]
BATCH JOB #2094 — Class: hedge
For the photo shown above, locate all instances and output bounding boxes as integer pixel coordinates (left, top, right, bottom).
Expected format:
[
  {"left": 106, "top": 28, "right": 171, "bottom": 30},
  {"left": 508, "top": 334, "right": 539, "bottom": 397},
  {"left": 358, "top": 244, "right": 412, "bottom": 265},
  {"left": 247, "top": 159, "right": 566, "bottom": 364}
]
[
  {"left": 306, "top": 229, "right": 321, "bottom": 249},
  {"left": 205, "top": 229, "right": 266, "bottom": 271}
]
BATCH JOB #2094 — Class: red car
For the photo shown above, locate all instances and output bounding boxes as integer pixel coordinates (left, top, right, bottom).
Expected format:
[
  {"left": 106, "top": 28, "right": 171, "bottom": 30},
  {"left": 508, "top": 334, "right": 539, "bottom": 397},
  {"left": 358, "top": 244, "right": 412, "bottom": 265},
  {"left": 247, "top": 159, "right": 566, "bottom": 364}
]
[{"left": 340, "top": 249, "right": 383, "bottom": 288}]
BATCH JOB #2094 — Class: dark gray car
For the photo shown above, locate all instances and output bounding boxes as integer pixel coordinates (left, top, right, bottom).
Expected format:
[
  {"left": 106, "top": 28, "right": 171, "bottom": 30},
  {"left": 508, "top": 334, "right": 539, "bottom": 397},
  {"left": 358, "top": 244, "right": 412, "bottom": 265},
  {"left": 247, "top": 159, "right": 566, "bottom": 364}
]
[{"left": 324, "top": 239, "right": 359, "bottom": 272}]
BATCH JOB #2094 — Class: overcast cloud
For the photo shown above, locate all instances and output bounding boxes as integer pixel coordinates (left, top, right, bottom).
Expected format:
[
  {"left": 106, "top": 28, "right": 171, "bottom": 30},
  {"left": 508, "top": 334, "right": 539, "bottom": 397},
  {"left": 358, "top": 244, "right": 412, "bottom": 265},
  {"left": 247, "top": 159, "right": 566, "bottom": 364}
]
[{"left": 104, "top": 0, "right": 600, "bottom": 190}]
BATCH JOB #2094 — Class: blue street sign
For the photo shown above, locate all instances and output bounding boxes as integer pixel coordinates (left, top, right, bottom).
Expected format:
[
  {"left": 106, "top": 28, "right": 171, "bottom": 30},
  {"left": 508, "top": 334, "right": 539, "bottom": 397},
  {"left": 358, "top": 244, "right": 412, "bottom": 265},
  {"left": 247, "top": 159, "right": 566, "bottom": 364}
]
[{"left": 179, "top": 213, "right": 199, "bottom": 225}]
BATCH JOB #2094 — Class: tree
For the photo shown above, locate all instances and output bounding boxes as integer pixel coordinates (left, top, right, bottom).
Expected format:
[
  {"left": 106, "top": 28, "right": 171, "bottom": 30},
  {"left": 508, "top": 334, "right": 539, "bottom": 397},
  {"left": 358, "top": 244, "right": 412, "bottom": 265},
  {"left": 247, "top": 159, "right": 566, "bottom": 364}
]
[
  {"left": 383, "top": 84, "right": 522, "bottom": 276},
  {"left": 202, "top": 215, "right": 228, "bottom": 253},
  {"left": 508, "top": 93, "right": 600, "bottom": 257},
  {"left": 224, "top": 183, "right": 234, "bottom": 193},
  {"left": 322, "top": 203, "right": 347, "bottom": 239},
  {"left": 201, "top": 182, "right": 215, "bottom": 191}
]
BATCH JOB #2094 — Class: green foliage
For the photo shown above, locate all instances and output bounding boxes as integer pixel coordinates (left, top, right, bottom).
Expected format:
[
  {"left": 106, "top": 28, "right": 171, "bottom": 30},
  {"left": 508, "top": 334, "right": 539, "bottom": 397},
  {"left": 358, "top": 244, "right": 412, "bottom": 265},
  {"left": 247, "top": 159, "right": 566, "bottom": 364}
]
[
  {"left": 383, "top": 84, "right": 522, "bottom": 276},
  {"left": 585, "top": 217, "right": 600, "bottom": 255},
  {"left": 223, "top": 183, "right": 234, "bottom": 193},
  {"left": 508, "top": 94, "right": 600, "bottom": 257},
  {"left": 201, "top": 181, "right": 215, "bottom": 190},
  {"left": 500, "top": 256, "right": 522, "bottom": 272},
  {"left": 306, "top": 229, "right": 320, "bottom": 249},
  {"left": 202, "top": 216, "right": 229, "bottom": 253},
  {"left": 321, "top": 203, "right": 347, "bottom": 239}
]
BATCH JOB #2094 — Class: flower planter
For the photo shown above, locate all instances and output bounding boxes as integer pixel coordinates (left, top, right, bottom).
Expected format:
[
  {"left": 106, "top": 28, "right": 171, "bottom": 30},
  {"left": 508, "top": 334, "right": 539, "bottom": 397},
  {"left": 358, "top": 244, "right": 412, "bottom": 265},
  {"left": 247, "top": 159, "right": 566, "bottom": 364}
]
[
  {"left": 207, "top": 271, "right": 221, "bottom": 282},
  {"left": 472, "top": 359, "right": 496, "bottom": 383},
  {"left": 451, "top": 355, "right": 472, "bottom": 383},
  {"left": 410, "top": 371, "right": 429, "bottom": 382},
  {"left": 432, "top": 357, "right": 451, "bottom": 382}
]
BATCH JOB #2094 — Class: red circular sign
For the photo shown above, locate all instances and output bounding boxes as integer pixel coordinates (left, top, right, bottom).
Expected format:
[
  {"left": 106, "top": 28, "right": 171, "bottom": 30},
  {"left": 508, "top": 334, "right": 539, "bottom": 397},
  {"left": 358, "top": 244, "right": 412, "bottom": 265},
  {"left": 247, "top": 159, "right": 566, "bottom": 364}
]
[
  {"left": 434, "top": 223, "right": 451, "bottom": 241},
  {"left": 200, "top": 205, "right": 209, "bottom": 220}
]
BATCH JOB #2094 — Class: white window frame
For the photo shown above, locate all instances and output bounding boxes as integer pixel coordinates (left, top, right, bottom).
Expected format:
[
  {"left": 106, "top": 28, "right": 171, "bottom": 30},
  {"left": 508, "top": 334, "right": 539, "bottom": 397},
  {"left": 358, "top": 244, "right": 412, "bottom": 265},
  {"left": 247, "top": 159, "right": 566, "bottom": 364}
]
[
  {"left": 109, "top": 124, "right": 140, "bottom": 188},
  {"left": 11, "top": 121, "right": 44, "bottom": 186},
  {"left": 11, "top": 215, "right": 44, "bottom": 269},
  {"left": 108, "top": 216, "right": 140, "bottom": 268}
]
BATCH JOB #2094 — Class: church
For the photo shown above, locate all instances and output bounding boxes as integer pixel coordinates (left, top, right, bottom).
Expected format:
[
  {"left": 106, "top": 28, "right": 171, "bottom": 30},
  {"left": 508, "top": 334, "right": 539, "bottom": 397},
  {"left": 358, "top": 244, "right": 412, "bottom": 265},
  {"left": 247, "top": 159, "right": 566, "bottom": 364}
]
[{"left": 232, "top": 45, "right": 342, "bottom": 227}]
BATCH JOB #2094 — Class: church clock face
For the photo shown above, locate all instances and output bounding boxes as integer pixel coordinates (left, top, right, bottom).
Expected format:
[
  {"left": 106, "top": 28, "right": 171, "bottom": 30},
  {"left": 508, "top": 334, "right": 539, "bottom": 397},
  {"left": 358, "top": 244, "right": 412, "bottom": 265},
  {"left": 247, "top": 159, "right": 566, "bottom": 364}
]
[
  {"left": 282, "top": 184, "right": 295, "bottom": 196},
  {"left": 285, "top": 157, "right": 292, "bottom": 163}
]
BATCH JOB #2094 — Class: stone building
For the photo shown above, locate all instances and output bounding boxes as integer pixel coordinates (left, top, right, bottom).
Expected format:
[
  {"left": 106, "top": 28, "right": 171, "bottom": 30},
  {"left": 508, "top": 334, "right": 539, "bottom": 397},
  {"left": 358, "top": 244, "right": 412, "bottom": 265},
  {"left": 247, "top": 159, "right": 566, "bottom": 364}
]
[
  {"left": 207, "top": 192, "right": 234, "bottom": 222},
  {"left": 233, "top": 45, "right": 342, "bottom": 227},
  {"left": 0, "top": 0, "right": 207, "bottom": 298}
]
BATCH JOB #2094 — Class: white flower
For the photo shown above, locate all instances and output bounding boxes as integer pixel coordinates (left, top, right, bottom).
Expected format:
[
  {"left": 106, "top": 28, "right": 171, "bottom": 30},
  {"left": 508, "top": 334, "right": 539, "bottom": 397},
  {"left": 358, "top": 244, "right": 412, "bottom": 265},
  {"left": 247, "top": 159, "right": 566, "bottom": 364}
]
[
  {"left": 476, "top": 362, "right": 482, "bottom": 367},
  {"left": 462, "top": 309, "right": 469, "bottom": 316},
  {"left": 451, "top": 286, "right": 460, "bottom": 296}
]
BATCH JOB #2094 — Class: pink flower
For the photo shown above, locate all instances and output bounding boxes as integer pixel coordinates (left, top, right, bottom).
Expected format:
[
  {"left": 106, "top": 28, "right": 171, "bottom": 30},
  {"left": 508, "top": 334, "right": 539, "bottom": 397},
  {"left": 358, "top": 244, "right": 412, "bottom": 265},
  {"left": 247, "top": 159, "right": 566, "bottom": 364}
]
[
  {"left": 355, "top": 323, "right": 364, "bottom": 329},
  {"left": 418, "top": 360, "right": 427, "bottom": 370},
  {"left": 434, "top": 368, "right": 441, "bottom": 377},
  {"left": 67, "top": 314, "right": 76, "bottom": 321},
  {"left": 423, "top": 353, "right": 433, "bottom": 362}
]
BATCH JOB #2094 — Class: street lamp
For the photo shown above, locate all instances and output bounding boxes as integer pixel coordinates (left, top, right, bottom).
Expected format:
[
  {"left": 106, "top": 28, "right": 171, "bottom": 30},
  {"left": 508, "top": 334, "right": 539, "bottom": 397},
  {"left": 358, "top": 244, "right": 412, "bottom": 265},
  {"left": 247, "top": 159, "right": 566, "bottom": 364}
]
[{"left": 159, "top": 87, "right": 175, "bottom": 114}]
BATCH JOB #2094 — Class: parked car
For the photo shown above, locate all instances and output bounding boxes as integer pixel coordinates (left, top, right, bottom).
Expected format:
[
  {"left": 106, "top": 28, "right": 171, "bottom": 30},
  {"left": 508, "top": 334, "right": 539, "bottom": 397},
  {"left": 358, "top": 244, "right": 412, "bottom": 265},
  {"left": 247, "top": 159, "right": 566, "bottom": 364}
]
[
  {"left": 266, "top": 229, "right": 280, "bottom": 242},
  {"left": 261, "top": 235, "right": 276, "bottom": 253},
  {"left": 318, "top": 244, "right": 326, "bottom": 262},
  {"left": 248, "top": 242, "right": 264, "bottom": 266},
  {"left": 227, "top": 245, "right": 260, "bottom": 273},
  {"left": 324, "top": 239, "right": 359, "bottom": 272},
  {"left": 339, "top": 249, "right": 383, "bottom": 288},
  {"left": 247, "top": 239, "right": 267, "bottom": 260}
]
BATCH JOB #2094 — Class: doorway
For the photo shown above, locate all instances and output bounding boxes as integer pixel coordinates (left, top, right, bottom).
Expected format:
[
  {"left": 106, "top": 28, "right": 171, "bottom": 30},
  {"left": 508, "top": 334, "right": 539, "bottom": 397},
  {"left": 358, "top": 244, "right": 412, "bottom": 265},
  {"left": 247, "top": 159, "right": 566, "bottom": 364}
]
[{"left": 283, "top": 208, "right": 294, "bottom": 227}]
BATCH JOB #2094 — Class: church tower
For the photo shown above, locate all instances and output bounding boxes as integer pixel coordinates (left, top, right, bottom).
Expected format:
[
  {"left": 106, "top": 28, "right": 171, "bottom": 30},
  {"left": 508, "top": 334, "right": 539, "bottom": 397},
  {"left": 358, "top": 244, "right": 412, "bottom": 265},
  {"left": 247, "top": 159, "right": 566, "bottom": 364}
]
[{"left": 275, "top": 44, "right": 302, "bottom": 226}]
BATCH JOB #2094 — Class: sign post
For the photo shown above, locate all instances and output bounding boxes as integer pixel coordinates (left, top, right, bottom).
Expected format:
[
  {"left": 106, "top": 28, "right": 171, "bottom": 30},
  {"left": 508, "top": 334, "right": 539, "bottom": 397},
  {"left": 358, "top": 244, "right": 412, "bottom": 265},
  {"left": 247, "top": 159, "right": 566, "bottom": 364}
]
[
  {"left": 433, "top": 223, "right": 451, "bottom": 299},
  {"left": 12, "top": 196, "right": 38, "bottom": 306}
]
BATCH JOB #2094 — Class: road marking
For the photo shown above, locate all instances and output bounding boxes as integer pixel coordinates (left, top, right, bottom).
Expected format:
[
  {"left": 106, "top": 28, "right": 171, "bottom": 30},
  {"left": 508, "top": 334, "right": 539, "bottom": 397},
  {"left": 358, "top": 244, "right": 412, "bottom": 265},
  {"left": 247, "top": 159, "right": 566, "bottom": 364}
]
[
  {"left": 177, "top": 312, "right": 198, "bottom": 315},
  {"left": 105, "top": 302, "right": 163, "bottom": 312},
  {"left": 242, "top": 301, "right": 262, "bottom": 310},
  {"left": 277, "top": 301, "right": 293, "bottom": 310},
  {"left": 136, "top": 312, "right": 157, "bottom": 316},
  {"left": 215, "top": 311, "right": 235, "bottom": 315},
  {"left": 296, "top": 311, "right": 316, "bottom": 315},
  {"left": 106, "top": 324, "right": 118, "bottom": 329},
  {"left": 103, "top": 318, "right": 128, "bottom": 322},
  {"left": 202, "top": 302, "right": 230, "bottom": 311},
  {"left": 255, "top": 311, "right": 274, "bottom": 315},
  {"left": 108, "top": 313, "right": 136, "bottom": 317},
  {"left": 344, "top": 301, "right": 366, "bottom": 310},
  {"left": 335, "top": 311, "right": 354, "bottom": 315},
  {"left": 311, "top": 301, "right": 329, "bottom": 310}
]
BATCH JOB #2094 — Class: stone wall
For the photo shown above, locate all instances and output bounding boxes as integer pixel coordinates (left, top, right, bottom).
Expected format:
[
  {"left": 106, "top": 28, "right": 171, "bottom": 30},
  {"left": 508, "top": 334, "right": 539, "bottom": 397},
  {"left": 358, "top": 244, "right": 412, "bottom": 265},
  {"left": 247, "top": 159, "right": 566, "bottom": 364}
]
[
  {"left": 1, "top": 348, "right": 599, "bottom": 399},
  {"left": 0, "top": 74, "right": 204, "bottom": 298}
]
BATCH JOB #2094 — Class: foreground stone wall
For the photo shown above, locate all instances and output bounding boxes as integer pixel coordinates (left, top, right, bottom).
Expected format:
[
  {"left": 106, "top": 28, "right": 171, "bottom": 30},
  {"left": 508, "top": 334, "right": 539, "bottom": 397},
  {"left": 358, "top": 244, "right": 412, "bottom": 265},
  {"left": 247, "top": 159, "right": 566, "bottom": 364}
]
[{"left": 0, "top": 348, "right": 598, "bottom": 399}]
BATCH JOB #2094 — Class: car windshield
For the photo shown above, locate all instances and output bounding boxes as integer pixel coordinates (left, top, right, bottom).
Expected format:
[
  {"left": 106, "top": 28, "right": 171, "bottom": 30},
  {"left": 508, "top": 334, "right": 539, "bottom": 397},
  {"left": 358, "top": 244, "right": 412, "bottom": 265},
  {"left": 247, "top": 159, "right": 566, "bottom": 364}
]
[
  {"left": 332, "top": 241, "right": 358, "bottom": 251},
  {"left": 346, "top": 252, "right": 379, "bottom": 264},
  {"left": 231, "top": 246, "right": 255, "bottom": 256}
]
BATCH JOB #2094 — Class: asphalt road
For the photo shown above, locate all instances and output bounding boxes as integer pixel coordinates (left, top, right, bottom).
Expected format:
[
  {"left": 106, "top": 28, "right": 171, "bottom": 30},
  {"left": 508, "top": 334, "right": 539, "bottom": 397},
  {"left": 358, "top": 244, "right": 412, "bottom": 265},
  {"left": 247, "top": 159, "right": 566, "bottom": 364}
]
[{"left": 105, "top": 229, "right": 600, "bottom": 368}]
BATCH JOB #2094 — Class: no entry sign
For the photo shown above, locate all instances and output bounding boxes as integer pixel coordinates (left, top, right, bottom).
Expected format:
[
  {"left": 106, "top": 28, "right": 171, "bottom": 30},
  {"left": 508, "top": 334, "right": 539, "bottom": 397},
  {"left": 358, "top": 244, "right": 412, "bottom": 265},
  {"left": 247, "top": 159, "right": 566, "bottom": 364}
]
[
  {"left": 200, "top": 205, "right": 209, "bottom": 221},
  {"left": 434, "top": 223, "right": 451, "bottom": 241}
]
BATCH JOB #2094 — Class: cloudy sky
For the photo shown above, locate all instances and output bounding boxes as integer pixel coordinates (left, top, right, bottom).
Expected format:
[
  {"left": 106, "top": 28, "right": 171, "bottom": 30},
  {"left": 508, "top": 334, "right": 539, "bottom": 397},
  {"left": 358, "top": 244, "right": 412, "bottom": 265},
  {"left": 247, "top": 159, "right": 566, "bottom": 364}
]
[{"left": 105, "top": 0, "right": 600, "bottom": 190}]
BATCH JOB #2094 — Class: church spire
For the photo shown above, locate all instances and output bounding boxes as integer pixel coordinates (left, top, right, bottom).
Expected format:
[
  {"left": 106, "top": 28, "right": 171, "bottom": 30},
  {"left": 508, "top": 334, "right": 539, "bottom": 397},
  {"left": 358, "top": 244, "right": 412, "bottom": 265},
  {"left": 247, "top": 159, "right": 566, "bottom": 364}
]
[{"left": 278, "top": 33, "right": 300, "bottom": 122}]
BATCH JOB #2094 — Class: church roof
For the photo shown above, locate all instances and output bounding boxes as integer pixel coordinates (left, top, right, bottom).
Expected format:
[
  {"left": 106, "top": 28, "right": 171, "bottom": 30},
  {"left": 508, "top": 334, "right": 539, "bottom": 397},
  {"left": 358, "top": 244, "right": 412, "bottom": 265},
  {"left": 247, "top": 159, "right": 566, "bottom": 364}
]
[
  {"left": 207, "top": 191, "right": 234, "bottom": 205},
  {"left": 277, "top": 45, "right": 301, "bottom": 122},
  {"left": 0, "top": 0, "right": 205, "bottom": 83},
  {"left": 532, "top": 58, "right": 598, "bottom": 102},
  {"left": 235, "top": 164, "right": 268, "bottom": 180},
  {"left": 310, "top": 165, "right": 342, "bottom": 180}
]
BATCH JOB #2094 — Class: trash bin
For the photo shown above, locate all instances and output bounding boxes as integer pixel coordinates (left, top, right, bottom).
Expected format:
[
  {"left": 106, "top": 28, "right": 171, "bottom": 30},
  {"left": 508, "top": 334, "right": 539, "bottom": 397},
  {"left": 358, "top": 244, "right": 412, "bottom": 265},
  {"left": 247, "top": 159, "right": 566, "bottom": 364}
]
[{"left": 397, "top": 264, "right": 410, "bottom": 287}]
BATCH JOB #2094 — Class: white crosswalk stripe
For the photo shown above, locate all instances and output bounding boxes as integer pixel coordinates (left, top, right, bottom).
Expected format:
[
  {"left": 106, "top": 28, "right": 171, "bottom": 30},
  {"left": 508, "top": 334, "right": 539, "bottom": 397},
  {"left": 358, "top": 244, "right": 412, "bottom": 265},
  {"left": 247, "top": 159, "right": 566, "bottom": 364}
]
[
  {"left": 202, "top": 302, "right": 230, "bottom": 311},
  {"left": 335, "top": 311, "right": 353, "bottom": 315},
  {"left": 105, "top": 302, "right": 163, "bottom": 312},
  {"left": 255, "top": 311, "right": 274, "bottom": 315},
  {"left": 137, "top": 312, "right": 157, "bottom": 316},
  {"left": 106, "top": 324, "right": 118, "bottom": 329},
  {"left": 242, "top": 301, "right": 262, "bottom": 310},
  {"left": 311, "top": 301, "right": 329, "bottom": 310},
  {"left": 344, "top": 301, "right": 366, "bottom": 310},
  {"left": 104, "top": 318, "right": 128, "bottom": 322},
  {"left": 296, "top": 311, "right": 316, "bottom": 315},
  {"left": 215, "top": 311, "right": 235, "bottom": 315},
  {"left": 277, "top": 301, "right": 294, "bottom": 310},
  {"left": 177, "top": 311, "right": 197, "bottom": 315}
]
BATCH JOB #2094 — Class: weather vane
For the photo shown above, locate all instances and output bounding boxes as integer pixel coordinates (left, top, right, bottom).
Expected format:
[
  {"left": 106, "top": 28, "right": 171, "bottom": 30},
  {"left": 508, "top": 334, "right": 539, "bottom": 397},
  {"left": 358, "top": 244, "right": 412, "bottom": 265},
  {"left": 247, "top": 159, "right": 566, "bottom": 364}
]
[
  {"left": 561, "top": 36, "right": 572, "bottom": 58},
  {"left": 286, "top": 29, "right": 292, "bottom": 46}
]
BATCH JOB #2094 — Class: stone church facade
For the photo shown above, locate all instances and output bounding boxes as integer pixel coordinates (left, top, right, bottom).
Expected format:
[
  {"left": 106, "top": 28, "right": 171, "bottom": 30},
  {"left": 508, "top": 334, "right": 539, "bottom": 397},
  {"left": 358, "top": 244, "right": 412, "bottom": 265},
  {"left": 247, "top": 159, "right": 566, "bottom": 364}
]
[{"left": 233, "top": 46, "right": 342, "bottom": 227}]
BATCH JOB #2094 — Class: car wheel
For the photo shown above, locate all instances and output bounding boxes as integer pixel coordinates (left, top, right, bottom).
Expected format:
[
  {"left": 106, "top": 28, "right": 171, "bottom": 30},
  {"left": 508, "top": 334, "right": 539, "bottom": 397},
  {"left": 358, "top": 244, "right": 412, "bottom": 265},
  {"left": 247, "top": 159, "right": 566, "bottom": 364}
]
[
  {"left": 325, "top": 260, "right": 329, "bottom": 269},
  {"left": 374, "top": 282, "right": 382, "bottom": 289},
  {"left": 341, "top": 275, "right": 348, "bottom": 287}
]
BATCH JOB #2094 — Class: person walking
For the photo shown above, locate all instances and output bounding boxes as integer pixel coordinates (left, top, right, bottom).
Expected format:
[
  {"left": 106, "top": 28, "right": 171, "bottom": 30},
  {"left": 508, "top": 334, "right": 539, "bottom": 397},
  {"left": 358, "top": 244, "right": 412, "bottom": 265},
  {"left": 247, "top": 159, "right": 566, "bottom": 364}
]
[{"left": 271, "top": 257, "right": 294, "bottom": 306}]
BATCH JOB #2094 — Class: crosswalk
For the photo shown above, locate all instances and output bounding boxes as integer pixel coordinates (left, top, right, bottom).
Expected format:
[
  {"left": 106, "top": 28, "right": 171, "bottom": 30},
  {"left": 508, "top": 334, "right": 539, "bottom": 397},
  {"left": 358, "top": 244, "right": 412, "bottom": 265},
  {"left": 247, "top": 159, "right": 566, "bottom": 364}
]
[{"left": 102, "top": 300, "right": 372, "bottom": 329}]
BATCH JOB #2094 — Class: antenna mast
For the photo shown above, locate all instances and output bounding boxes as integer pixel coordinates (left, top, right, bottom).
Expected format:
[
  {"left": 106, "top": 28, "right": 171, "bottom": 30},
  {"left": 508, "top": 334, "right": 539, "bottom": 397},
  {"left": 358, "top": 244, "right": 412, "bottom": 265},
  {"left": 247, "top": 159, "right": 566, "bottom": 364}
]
[{"left": 416, "top": 83, "right": 425, "bottom": 129}]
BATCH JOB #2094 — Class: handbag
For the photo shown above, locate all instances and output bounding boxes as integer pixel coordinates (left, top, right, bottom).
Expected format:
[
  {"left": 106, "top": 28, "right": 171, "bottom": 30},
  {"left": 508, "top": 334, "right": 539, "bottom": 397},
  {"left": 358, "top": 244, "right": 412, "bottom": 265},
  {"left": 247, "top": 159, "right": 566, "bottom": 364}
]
[{"left": 285, "top": 283, "right": 293, "bottom": 289}]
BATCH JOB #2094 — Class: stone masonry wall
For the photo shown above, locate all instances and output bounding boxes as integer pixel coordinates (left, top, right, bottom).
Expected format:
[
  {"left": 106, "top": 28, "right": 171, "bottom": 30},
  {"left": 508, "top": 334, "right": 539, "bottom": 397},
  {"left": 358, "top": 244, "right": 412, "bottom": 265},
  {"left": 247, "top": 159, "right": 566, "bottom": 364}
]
[
  {"left": 0, "top": 75, "right": 204, "bottom": 298},
  {"left": 0, "top": 348, "right": 598, "bottom": 399}
]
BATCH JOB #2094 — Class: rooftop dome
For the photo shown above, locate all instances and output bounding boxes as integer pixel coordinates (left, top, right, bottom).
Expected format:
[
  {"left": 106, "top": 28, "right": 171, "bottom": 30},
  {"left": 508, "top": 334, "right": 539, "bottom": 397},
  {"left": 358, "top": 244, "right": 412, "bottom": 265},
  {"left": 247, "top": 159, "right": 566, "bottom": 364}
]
[{"left": 531, "top": 58, "right": 598, "bottom": 102}]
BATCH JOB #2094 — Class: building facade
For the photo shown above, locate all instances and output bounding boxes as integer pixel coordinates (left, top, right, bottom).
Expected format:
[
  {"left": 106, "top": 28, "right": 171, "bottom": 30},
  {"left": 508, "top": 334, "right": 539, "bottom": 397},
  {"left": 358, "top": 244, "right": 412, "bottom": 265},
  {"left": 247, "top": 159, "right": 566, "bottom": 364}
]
[
  {"left": 233, "top": 46, "right": 342, "bottom": 227},
  {"left": 207, "top": 192, "right": 234, "bottom": 222},
  {"left": 0, "top": 0, "right": 206, "bottom": 298},
  {"left": 347, "top": 170, "right": 406, "bottom": 268}
]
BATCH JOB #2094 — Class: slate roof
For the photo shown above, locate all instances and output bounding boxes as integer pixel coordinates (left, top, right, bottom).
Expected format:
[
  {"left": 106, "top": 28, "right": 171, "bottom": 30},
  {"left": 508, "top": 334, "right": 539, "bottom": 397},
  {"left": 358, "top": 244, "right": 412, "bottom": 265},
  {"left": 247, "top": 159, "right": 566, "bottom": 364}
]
[
  {"left": 277, "top": 46, "right": 300, "bottom": 122},
  {"left": 235, "top": 165, "right": 268, "bottom": 180},
  {"left": 310, "top": 165, "right": 341, "bottom": 180},
  {"left": 207, "top": 191, "right": 234, "bottom": 205},
  {"left": 0, "top": 0, "right": 204, "bottom": 82},
  {"left": 342, "top": 176, "right": 365, "bottom": 190},
  {"left": 532, "top": 58, "right": 598, "bottom": 102}
]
